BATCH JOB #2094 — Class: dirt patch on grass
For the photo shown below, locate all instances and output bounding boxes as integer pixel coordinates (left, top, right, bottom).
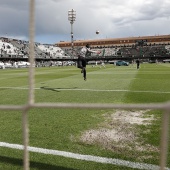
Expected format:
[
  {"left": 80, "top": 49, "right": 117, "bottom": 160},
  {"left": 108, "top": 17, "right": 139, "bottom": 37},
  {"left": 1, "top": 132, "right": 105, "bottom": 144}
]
[{"left": 80, "top": 110, "right": 159, "bottom": 159}]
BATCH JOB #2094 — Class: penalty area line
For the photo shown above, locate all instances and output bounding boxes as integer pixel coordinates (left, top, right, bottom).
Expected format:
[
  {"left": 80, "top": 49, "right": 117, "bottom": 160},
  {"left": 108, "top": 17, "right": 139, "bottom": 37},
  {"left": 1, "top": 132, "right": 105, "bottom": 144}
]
[{"left": 0, "top": 142, "right": 169, "bottom": 170}]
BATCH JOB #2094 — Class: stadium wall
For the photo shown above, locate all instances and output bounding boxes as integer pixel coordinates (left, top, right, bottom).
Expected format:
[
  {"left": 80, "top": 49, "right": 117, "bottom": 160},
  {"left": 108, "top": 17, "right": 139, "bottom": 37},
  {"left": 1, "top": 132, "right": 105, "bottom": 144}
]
[{"left": 55, "top": 34, "right": 170, "bottom": 48}]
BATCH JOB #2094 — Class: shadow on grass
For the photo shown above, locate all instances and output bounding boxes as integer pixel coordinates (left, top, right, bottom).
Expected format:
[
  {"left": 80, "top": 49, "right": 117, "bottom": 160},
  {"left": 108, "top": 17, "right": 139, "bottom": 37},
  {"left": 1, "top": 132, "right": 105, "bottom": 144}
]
[
  {"left": 40, "top": 86, "right": 78, "bottom": 92},
  {"left": 0, "top": 156, "right": 77, "bottom": 170}
]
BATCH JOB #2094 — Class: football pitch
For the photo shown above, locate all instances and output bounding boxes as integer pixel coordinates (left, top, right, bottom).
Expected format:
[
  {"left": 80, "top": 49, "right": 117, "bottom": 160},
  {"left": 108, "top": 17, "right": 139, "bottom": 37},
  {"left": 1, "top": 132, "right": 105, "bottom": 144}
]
[{"left": 0, "top": 63, "right": 170, "bottom": 170}]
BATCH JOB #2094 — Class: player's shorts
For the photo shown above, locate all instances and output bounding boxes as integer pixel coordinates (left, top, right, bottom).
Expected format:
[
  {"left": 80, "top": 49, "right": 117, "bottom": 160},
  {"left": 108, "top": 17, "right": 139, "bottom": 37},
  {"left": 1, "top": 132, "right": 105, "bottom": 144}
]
[{"left": 77, "top": 56, "right": 86, "bottom": 68}]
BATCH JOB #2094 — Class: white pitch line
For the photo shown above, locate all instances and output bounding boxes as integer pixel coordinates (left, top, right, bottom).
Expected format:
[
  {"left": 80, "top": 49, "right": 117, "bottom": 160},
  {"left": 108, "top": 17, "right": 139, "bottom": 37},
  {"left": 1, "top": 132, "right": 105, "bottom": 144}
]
[
  {"left": 0, "top": 87, "right": 170, "bottom": 94},
  {"left": 0, "top": 142, "right": 170, "bottom": 170}
]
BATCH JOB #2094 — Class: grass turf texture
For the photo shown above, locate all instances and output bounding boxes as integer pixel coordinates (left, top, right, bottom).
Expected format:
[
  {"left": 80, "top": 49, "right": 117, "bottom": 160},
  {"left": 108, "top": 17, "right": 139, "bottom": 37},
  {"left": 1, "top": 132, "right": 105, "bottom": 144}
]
[{"left": 0, "top": 63, "right": 170, "bottom": 169}]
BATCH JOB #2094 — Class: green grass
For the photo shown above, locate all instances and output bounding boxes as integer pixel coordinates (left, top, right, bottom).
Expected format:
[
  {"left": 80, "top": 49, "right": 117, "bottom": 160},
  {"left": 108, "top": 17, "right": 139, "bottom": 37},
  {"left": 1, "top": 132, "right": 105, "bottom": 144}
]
[{"left": 0, "top": 63, "right": 170, "bottom": 169}]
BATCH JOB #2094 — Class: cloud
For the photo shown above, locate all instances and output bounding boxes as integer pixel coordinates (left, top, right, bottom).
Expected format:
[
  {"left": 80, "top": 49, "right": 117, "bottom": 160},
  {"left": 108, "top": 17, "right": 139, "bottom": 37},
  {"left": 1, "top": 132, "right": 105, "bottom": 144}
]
[{"left": 0, "top": 0, "right": 169, "bottom": 44}]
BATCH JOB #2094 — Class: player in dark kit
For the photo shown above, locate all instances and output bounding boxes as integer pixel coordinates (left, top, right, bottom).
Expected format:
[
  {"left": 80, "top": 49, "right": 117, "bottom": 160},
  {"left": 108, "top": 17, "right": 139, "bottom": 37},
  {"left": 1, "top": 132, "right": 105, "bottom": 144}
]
[
  {"left": 136, "top": 58, "right": 140, "bottom": 69},
  {"left": 77, "top": 44, "right": 101, "bottom": 80}
]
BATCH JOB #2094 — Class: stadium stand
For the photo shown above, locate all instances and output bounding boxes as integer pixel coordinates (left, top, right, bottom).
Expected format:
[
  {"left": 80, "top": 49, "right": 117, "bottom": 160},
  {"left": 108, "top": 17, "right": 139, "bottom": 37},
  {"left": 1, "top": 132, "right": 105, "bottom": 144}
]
[
  {"left": 0, "top": 37, "right": 69, "bottom": 59},
  {"left": 37, "top": 44, "right": 68, "bottom": 59},
  {"left": 0, "top": 39, "right": 23, "bottom": 57},
  {"left": 0, "top": 34, "right": 170, "bottom": 68}
]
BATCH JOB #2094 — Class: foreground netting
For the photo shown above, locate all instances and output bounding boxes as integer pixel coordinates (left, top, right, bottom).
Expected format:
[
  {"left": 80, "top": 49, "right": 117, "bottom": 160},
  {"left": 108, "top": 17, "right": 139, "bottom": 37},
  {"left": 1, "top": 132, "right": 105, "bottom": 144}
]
[{"left": 0, "top": 0, "right": 169, "bottom": 170}]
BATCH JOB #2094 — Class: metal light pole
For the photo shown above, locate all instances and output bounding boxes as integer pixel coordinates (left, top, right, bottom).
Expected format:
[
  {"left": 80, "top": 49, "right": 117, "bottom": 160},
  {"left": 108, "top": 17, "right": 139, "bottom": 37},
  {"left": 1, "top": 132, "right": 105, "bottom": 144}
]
[{"left": 68, "top": 9, "right": 76, "bottom": 58}]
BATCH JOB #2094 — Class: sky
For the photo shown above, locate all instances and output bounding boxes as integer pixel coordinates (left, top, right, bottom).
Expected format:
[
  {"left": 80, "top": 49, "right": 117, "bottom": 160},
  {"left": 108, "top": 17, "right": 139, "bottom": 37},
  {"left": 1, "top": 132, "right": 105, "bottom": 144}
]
[{"left": 0, "top": 0, "right": 170, "bottom": 44}]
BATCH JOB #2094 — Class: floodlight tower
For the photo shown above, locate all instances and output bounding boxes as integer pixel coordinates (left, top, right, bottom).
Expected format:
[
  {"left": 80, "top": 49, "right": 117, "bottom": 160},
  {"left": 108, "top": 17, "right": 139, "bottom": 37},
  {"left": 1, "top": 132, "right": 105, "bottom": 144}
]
[{"left": 68, "top": 9, "right": 76, "bottom": 58}]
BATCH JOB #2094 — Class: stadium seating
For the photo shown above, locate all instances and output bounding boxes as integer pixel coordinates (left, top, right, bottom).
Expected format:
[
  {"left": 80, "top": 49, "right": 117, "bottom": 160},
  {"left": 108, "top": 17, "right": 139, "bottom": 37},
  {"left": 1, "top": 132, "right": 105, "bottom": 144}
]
[
  {"left": 0, "top": 38, "right": 70, "bottom": 59},
  {"left": 0, "top": 37, "right": 170, "bottom": 68}
]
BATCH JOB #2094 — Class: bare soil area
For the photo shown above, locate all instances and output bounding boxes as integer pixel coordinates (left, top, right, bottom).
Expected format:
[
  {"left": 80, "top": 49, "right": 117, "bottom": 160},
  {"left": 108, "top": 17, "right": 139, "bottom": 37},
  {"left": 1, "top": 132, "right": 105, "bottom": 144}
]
[{"left": 79, "top": 110, "right": 159, "bottom": 160}]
